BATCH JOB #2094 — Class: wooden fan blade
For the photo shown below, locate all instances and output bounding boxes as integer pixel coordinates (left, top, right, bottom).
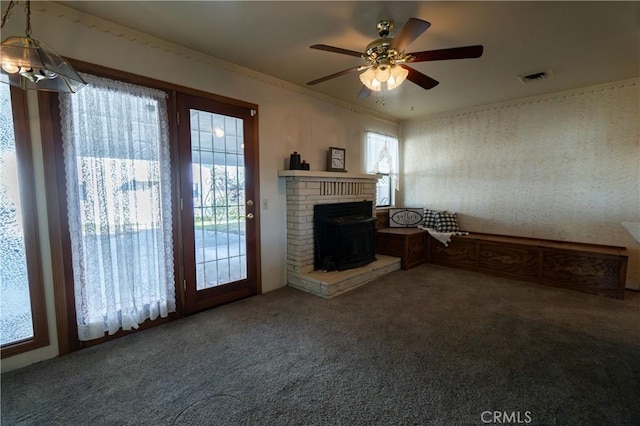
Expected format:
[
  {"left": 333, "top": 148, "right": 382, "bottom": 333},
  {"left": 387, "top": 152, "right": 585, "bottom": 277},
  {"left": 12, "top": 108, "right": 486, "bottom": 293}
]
[
  {"left": 307, "top": 66, "right": 361, "bottom": 85},
  {"left": 402, "top": 65, "right": 439, "bottom": 90},
  {"left": 357, "top": 86, "right": 372, "bottom": 99},
  {"left": 310, "top": 44, "right": 363, "bottom": 58},
  {"left": 390, "top": 18, "right": 431, "bottom": 52},
  {"left": 409, "top": 45, "right": 484, "bottom": 62}
]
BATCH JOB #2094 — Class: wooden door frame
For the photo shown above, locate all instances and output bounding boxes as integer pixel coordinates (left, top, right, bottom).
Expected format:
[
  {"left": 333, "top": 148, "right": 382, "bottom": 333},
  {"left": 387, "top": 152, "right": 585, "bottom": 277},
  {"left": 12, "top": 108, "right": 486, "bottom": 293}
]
[{"left": 177, "top": 93, "right": 261, "bottom": 314}]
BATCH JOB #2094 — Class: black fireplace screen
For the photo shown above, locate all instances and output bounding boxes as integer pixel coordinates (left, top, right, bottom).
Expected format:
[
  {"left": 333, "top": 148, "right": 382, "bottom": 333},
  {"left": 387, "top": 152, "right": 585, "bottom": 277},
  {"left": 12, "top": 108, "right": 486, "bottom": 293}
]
[{"left": 314, "top": 201, "right": 376, "bottom": 271}]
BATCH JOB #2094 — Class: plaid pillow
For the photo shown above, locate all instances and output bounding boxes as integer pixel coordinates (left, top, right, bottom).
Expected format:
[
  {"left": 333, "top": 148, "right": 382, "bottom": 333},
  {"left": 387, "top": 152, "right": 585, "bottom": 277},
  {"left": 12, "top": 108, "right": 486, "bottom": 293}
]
[
  {"left": 435, "top": 211, "right": 460, "bottom": 232},
  {"left": 423, "top": 209, "right": 439, "bottom": 228}
]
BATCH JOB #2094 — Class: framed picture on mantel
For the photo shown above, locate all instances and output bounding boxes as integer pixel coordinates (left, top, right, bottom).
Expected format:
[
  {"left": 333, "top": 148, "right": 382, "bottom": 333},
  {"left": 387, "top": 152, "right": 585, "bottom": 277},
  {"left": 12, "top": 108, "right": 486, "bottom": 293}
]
[{"left": 326, "top": 147, "right": 346, "bottom": 172}]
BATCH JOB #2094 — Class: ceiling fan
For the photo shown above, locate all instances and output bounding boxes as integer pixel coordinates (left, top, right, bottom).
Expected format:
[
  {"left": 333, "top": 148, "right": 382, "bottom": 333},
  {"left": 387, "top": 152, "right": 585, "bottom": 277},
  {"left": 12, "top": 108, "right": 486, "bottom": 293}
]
[{"left": 306, "top": 18, "right": 483, "bottom": 98}]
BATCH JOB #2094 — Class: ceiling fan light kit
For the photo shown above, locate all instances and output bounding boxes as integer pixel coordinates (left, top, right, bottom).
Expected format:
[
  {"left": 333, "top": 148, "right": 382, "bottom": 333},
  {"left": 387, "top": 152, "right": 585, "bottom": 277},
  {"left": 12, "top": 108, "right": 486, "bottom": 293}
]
[
  {"left": 0, "top": 0, "right": 86, "bottom": 92},
  {"left": 307, "top": 17, "right": 483, "bottom": 98},
  {"left": 359, "top": 64, "right": 409, "bottom": 92}
]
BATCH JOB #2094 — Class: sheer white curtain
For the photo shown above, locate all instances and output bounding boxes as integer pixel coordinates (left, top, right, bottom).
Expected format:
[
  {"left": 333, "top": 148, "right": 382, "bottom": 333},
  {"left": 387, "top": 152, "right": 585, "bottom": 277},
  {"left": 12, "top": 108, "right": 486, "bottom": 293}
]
[
  {"left": 365, "top": 131, "right": 399, "bottom": 206},
  {"left": 60, "top": 73, "right": 175, "bottom": 341}
]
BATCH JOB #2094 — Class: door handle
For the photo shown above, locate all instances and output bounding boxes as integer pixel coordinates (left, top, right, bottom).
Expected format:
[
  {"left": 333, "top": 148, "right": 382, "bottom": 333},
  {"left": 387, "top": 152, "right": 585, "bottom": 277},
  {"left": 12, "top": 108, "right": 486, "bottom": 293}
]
[{"left": 246, "top": 213, "right": 254, "bottom": 219}]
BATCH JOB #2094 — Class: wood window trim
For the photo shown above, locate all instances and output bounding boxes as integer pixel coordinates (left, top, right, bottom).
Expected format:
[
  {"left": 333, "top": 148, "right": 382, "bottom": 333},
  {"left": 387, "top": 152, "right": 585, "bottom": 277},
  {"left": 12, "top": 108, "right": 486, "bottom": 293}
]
[
  {"left": 39, "top": 59, "right": 260, "bottom": 354},
  {"left": 1, "top": 87, "right": 49, "bottom": 359},
  {"left": 38, "top": 90, "right": 78, "bottom": 354}
]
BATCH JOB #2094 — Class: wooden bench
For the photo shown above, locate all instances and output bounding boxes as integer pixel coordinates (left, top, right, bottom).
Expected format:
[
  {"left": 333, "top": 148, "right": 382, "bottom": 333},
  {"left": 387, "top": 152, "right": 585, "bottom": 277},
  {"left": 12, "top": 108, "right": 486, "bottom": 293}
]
[{"left": 427, "top": 232, "right": 628, "bottom": 299}]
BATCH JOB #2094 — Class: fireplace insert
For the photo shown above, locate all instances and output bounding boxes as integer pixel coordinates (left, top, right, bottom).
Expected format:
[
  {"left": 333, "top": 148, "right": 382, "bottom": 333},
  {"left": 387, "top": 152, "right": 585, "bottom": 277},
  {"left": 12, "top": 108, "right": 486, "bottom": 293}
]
[{"left": 314, "top": 201, "right": 376, "bottom": 271}]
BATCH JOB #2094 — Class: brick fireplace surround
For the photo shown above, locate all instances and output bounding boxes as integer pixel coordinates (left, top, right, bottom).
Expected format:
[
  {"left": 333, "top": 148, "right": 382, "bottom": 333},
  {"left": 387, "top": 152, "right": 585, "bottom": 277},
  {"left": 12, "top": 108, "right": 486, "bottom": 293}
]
[{"left": 279, "top": 171, "right": 401, "bottom": 298}]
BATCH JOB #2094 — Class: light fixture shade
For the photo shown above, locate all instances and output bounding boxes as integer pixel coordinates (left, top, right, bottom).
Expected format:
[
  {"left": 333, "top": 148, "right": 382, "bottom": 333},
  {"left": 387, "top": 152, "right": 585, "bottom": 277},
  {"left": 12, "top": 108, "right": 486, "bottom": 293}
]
[
  {"left": 0, "top": 36, "right": 87, "bottom": 93},
  {"left": 387, "top": 65, "right": 409, "bottom": 91},
  {"left": 359, "top": 67, "right": 382, "bottom": 92},
  {"left": 374, "top": 65, "right": 391, "bottom": 83}
]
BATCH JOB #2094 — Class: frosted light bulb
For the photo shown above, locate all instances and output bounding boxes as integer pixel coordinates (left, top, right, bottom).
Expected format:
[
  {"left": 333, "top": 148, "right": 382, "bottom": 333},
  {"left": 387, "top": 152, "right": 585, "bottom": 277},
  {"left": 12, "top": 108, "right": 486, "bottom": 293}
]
[{"left": 1, "top": 62, "right": 20, "bottom": 74}]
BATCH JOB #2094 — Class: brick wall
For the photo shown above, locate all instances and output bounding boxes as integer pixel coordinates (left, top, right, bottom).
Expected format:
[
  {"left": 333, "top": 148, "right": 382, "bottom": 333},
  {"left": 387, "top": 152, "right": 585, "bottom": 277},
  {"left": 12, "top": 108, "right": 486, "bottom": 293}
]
[{"left": 283, "top": 173, "right": 377, "bottom": 275}]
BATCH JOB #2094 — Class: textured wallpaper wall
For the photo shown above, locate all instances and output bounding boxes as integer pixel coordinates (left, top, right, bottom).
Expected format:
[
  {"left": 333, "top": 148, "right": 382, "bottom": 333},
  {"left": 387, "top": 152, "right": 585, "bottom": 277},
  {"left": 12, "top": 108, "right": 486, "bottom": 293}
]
[{"left": 402, "top": 79, "right": 639, "bottom": 289}]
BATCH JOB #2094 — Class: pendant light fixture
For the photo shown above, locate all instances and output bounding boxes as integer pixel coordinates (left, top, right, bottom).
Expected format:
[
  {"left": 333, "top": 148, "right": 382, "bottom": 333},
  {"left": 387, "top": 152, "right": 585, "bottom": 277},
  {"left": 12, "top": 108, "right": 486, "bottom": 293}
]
[{"left": 0, "top": 0, "right": 86, "bottom": 92}]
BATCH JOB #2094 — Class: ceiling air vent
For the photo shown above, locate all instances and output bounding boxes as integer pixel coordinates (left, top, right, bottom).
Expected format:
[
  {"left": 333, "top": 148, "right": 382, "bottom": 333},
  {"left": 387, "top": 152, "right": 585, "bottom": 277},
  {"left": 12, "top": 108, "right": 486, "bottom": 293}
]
[{"left": 518, "top": 69, "right": 553, "bottom": 83}]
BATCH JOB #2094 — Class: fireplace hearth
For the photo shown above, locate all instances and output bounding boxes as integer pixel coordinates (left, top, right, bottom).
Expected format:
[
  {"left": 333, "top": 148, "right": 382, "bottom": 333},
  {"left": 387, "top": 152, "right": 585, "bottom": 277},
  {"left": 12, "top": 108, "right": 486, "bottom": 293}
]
[{"left": 314, "top": 201, "right": 376, "bottom": 271}]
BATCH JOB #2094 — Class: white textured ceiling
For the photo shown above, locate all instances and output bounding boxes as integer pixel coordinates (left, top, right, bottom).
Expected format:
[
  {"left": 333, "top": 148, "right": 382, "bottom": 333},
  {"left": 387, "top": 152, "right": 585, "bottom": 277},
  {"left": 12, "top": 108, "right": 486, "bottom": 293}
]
[{"left": 53, "top": 1, "right": 639, "bottom": 120}]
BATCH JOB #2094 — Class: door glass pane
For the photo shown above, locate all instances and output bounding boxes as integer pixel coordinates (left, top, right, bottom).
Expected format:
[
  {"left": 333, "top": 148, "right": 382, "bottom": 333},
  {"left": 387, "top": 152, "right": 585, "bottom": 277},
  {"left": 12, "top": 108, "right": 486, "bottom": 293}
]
[
  {"left": 0, "top": 84, "right": 34, "bottom": 345},
  {"left": 191, "top": 109, "right": 246, "bottom": 289}
]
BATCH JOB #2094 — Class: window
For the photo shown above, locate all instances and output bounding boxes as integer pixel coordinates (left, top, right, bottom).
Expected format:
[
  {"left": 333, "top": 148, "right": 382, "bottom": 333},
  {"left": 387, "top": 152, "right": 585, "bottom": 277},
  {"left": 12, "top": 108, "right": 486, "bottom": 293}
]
[
  {"left": 39, "top": 62, "right": 260, "bottom": 352},
  {"left": 59, "top": 73, "right": 175, "bottom": 341},
  {"left": 1, "top": 85, "right": 48, "bottom": 358},
  {"left": 365, "top": 131, "right": 399, "bottom": 207}
]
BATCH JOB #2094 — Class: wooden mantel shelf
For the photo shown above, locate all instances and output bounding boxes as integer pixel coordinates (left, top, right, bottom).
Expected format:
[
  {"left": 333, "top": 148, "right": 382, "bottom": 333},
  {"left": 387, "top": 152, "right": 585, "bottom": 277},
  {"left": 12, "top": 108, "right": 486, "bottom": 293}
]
[{"left": 278, "top": 170, "right": 377, "bottom": 179}]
